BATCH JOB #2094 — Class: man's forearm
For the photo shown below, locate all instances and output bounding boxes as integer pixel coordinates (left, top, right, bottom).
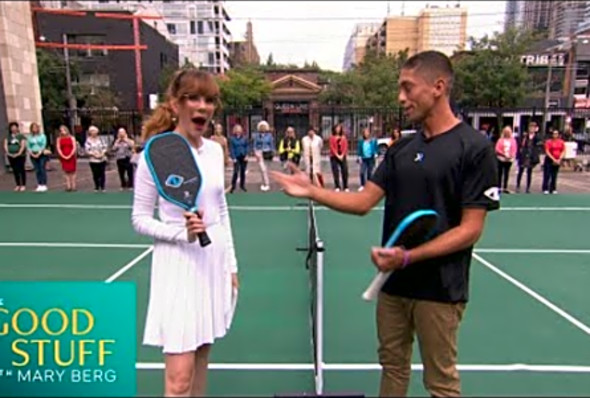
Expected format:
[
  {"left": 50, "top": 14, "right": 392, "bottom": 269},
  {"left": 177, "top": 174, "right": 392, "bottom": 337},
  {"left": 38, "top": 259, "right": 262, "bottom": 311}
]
[
  {"left": 309, "top": 182, "right": 382, "bottom": 216},
  {"left": 407, "top": 224, "right": 482, "bottom": 265}
]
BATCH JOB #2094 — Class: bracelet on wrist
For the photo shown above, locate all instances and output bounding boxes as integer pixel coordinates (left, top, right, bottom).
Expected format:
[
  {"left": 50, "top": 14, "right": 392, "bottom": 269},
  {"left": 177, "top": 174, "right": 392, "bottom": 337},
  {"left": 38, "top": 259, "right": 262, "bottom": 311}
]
[{"left": 401, "top": 249, "right": 411, "bottom": 269}]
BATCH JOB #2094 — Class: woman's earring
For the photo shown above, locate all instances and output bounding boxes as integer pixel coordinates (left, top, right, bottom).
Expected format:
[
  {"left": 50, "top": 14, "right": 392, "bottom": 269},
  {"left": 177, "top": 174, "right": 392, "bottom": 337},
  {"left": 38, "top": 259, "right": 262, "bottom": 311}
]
[{"left": 172, "top": 116, "right": 178, "bottom": 124}]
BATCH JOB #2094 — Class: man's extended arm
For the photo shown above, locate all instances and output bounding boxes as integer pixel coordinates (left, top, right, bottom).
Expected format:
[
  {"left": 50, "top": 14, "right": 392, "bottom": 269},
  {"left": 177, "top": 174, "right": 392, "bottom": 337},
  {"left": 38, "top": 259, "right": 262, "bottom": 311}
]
[{"left": 310, "top": 181, "right": 384, "bottom": 216}]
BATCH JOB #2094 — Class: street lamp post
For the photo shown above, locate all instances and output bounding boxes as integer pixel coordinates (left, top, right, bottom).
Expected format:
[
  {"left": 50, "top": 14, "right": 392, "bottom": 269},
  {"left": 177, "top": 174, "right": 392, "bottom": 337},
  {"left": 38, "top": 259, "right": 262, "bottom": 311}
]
[
  {"left": 62, "top": 33, "right": 76, "bottom": 136},
  {"left": 542, "top": 50, "right": 554, "bottom": 133}
]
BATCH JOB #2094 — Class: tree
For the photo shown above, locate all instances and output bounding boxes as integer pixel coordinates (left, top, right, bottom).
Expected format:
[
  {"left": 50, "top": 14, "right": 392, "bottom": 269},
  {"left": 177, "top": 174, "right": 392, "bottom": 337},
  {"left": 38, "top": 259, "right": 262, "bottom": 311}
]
[
  {"left": 216, "top": 66, "right": 272, "bottom": 109},
  {"left": 452, "top": 27, "right": 537, "bottom": 108},
  {"left": 75, "top": 86, "right": 121, "bottom": 109},
  {"left": 265, "top": 53, "right": 275, "bottom": 67},
  {"left": 36, "top": 48, "right": 78, "bottom": 109},
  {"left": 317, "top": 70, "right": 362, "bottom": 105},
  {"left": 318, "top": 49, "right": 409, "bottom": 107}
]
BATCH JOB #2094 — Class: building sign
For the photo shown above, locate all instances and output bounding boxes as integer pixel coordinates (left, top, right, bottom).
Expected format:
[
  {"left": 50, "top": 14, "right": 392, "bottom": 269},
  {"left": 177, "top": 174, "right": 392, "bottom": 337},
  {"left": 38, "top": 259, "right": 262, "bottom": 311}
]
[
  {"left": 520, "top": 53, "right": 566, "bottom": 67},
  {"left": 273, "top": 102, "right": 309, "bottom": 114}
]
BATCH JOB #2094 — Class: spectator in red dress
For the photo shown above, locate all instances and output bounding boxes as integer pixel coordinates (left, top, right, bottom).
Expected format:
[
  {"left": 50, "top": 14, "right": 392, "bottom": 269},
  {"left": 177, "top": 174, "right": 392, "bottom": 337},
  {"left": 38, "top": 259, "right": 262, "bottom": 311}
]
[{"left": 56, "top": 125, "right": 77, "bottom": 192}]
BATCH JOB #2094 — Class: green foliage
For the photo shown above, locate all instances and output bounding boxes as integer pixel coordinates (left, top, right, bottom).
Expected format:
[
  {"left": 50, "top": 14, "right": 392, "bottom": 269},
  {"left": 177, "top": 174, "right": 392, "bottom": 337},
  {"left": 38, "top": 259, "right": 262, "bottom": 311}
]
[
  {"left": 74, "top": 86, "right": 121, "bottom": 109},
  {"left": 217, "top": 66, "right": 272, "bottom": 108},
  {"left": 36, "top": 49, "right": 78, "bottom": 109},
  {"left": 265, "top": 53, "right": 274, "bottom": 67},
  {"left": 452, "top": 27, "right": 537, "bottom": 108},
  {"left": 318, "top": 49, "right": 409, "bottom": 107}
]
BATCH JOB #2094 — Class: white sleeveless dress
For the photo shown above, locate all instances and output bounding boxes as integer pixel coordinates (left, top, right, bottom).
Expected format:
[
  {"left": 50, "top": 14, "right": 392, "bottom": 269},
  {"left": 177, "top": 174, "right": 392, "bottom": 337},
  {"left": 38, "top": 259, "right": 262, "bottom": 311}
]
[{"left": 131, "top": 137, "right": 238, "bottom": 354}]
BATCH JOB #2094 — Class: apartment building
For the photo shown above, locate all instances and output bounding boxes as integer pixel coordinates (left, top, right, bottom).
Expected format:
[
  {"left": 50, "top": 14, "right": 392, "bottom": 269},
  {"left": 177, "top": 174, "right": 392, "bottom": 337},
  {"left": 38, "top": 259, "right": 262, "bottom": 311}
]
[
  {"left": 417, "top": 5, "right": 467, "bottom": 56},
  {"left": 504, "top": 0, "right": 525, "bottom": 31},
  {"left": 576, "top": 1, "right": 590, "bottom": 33},
  {"left": 44, "top": 0, "right": 232, "bottom": 74},
  {"left": 522, "top": 1, "right": 554, "bottom": 36},
  {"left": 550, "top": 1, "right": 586, "bottom": 39},
  {"left": 342, "top": 22, "right": 381, "bottom": 70},
  {"left": 40, "top": 1, "right": 83, "bottom": 9},
  {"left": 365, "top": 4, "right": 466, "bottom": 59}
]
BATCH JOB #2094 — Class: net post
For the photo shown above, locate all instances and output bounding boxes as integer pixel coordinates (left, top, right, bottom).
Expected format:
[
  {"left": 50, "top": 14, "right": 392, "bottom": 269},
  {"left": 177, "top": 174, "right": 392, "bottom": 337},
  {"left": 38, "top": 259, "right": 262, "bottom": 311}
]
[{"left": 315, "top": 238, "right": 324, "bottom": 396}]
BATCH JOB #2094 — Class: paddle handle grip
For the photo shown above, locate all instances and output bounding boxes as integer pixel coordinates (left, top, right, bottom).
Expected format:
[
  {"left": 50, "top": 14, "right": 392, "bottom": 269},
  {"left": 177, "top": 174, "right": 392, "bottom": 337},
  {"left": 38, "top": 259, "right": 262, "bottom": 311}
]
[
  {"left": 362, "top": 271, "right": 392, "bottom": 301},
  {"left": 189, "top": 208, "right": 212, "bottom": 247},
  {"left": 197, "top": 231, "right": 211, "bottom": 247}
]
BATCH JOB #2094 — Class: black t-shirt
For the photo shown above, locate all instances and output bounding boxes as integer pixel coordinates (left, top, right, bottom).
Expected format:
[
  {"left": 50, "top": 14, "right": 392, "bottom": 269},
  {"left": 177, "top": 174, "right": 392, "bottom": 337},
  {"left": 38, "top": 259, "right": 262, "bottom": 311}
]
[{"left": 370, "top": 121, "right": 500, "bottom": 303}]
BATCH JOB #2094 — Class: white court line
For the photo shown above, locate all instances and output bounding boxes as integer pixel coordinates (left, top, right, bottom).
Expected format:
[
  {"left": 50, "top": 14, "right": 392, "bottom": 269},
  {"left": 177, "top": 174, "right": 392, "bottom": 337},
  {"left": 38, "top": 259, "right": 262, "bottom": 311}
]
[
  {"left": 105, "top": 246, "right": 153, "bottom": 283},
  {"left": 500, "top": 207, "right": 590, "bottom": 211},
  {"left": 474, "top": 248, "right": 590, "bottom": 254},
  {"left": 2, "top": 242, "right": 590, "bottom": 255},
  {"left": 0, "top": 242, "right": 150, "bottom": 249},
  {"left": 3, "top": 203, "right": 590, "bottom": 212},
  {"left": 473, "top": 253, "right": 590, "bottom": 336},
  {"left": 135, "top": 362, "right": 590, "bottom": 373},
  {"left": 137, "top": 363, "right": 314, "bottom": 371},
  {"left": 0, "top": 203, "right": 132, "bottom": 209},
  {"left": 325, "top": 364, "right": 590, "bottom": 372}
]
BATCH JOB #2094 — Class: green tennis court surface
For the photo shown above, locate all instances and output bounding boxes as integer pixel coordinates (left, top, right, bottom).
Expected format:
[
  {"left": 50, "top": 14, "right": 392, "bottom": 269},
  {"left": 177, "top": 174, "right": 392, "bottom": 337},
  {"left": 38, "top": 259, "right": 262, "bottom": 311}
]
[{"left": 1, "top": 191, "right": 589, "bottom": 396}]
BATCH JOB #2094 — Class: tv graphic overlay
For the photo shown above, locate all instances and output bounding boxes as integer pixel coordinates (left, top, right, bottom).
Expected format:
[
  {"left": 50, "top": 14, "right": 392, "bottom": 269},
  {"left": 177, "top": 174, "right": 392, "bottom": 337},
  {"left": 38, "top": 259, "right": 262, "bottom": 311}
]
[{"left": 0, "top": 282, "right": 136, "bottom": 397}]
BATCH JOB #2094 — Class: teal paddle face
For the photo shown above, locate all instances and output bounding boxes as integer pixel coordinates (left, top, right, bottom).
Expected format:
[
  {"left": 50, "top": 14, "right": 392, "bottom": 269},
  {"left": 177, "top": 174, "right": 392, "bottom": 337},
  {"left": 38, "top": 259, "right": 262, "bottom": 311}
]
[
  {"left": 385, "top": 210, "right": 439, "bottom": 249},
  {"left": 144, "top": 132, "right": 203, "bottom": 213},
  {"left": 144, "top": 132, "right": 211, "bottom": 247}
]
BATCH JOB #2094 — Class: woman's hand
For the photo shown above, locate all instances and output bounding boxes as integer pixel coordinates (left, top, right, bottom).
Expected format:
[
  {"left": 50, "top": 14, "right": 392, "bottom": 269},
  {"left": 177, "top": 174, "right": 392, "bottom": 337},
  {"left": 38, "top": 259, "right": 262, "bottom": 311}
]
[
  {"left": 184, "top": 211, "right": 206, "bottom": 242},
  {"left": 231, "top": 273, "right": 239, "bottom": 290}
]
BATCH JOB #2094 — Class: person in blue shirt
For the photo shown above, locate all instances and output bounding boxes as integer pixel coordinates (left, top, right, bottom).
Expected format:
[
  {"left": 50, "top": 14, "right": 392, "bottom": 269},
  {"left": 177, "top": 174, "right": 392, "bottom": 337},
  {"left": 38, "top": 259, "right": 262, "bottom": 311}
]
[
  {"left": 251, "top": 120, "right": 274, "bottom": 191},
  {"left": 357, "top": 128, "right": 378, "bottom": 191},
  {"left": 26, "top": 122, "right": 49, "bottom": 192},
  {"left": 228, "top": 124, "right": 249, "bottom": 193}
]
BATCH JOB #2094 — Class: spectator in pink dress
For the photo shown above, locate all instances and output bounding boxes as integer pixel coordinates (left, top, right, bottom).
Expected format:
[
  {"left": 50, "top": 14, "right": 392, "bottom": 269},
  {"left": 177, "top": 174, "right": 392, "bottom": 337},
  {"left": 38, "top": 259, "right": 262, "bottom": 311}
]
[{"left": 495, "top": 126, "right": 517, "bottom": 193}]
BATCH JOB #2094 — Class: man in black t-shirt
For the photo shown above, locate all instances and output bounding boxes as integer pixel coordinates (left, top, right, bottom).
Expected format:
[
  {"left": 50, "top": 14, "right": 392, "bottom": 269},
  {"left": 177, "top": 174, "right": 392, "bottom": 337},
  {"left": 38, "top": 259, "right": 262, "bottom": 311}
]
[{"left": 271, "top": 51, "right": 499, "bottom": 397}]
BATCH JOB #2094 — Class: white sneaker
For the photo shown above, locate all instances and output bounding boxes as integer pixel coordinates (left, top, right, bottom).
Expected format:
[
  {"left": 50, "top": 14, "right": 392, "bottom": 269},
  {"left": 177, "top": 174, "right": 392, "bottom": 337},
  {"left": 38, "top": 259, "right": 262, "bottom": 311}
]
[
  {"left": 35, "top": 186, "right": 42, "bottom": 192},
  {"left": 261, "top": 185, "right": 270, "bottom": 191},
  {"left": 543, "top": 191, "right": 549, "bottom": 194},
  {"left": 552, "top": 191, "right": 558, "bottom": 194},
  {"left": 344, "top": 188, "right": 350, "bottom": 192},
  {"left": 335, "top": 188, "right": 341, "bottom": 192},
  {"left": 358, "top": 186, "right": 364, "bottom": 192}
]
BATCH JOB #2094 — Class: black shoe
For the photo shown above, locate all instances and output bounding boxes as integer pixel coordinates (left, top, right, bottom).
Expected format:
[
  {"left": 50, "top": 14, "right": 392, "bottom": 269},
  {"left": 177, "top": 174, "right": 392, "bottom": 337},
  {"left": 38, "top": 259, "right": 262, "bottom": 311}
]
[
  {"left": 230, "top": 187, "right": 235, "bottom": 194},
  {"left": 240, "top": 186, "right": 247, "bottom": 192}
]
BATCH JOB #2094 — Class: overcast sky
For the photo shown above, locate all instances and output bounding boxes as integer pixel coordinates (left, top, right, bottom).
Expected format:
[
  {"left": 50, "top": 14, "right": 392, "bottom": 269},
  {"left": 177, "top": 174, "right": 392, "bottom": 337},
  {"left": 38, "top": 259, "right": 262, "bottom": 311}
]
[{"left": 225, "top": 1, "right": 507, "bottom": 71}]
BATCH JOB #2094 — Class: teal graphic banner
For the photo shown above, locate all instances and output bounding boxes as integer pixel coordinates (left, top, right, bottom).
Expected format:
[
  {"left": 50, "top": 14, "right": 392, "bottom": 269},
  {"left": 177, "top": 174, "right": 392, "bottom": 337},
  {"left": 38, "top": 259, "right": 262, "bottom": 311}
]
[{"left": 0, "top": 282, "right": 136, "bottom": 397}]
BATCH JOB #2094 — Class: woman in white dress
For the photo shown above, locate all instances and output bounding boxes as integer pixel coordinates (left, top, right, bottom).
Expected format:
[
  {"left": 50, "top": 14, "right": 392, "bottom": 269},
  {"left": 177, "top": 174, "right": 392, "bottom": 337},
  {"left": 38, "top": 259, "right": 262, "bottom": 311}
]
[
  {"left": 131, "top": 68, "right": 239, "bottom": 397},
  {"left": 301, "top": 126, "right": 324, "bottom": 187}
]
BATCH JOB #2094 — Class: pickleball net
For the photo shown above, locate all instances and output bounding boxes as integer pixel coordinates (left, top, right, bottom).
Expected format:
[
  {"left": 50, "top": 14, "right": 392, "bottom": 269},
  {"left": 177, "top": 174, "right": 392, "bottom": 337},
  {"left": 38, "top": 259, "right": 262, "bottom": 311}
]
[{"left": 306, "top": 197, "right": 324, "bottom": 395}]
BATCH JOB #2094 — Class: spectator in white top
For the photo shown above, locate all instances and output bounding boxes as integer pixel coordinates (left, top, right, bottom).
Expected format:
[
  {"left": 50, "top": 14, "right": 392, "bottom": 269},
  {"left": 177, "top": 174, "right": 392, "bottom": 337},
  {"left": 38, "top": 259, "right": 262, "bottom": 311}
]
[
  {"left": 301, "top": 126, "right": 324, "bottom": 187},
  {"left": 84, "top": 125, "right": 108, "bottom": 192}
]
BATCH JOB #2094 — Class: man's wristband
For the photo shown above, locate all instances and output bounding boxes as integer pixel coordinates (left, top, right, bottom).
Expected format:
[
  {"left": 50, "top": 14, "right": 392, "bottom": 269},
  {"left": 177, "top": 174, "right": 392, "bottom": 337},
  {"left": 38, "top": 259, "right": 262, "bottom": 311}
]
[{"left": 401, "top": 249, "right": 411, "bottom": 269}]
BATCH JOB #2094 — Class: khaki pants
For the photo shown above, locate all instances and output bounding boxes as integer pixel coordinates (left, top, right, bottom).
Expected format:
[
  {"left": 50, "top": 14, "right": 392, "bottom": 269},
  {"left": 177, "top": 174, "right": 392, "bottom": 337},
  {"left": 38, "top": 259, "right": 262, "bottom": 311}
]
[{"left": 376, "top": 292, "right": 466, "bottom": 397}]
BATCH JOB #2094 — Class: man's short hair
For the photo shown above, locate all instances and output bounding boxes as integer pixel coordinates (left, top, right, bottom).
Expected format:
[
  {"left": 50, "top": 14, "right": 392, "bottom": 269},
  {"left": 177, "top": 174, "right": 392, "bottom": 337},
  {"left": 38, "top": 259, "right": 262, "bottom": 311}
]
[{"left": 402, "top": 51, "right": 454, "bottom": 93}]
